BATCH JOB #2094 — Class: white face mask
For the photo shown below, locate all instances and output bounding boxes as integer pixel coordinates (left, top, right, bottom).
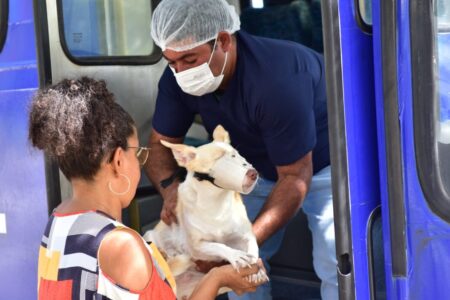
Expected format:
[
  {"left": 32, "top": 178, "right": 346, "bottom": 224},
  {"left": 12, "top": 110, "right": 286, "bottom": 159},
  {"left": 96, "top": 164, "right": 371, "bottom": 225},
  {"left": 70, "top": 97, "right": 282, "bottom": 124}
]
[{"left": 170, "top": 38, "right": 228, "bottom": 96}]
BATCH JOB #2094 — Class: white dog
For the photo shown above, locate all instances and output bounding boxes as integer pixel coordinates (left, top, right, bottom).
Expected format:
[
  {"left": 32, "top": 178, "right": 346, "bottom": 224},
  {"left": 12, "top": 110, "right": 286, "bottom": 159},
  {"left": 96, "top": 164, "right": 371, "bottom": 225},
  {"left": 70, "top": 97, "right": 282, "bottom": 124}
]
[{"left": 144, "top": 125, "right": 268, "bottom": 298}]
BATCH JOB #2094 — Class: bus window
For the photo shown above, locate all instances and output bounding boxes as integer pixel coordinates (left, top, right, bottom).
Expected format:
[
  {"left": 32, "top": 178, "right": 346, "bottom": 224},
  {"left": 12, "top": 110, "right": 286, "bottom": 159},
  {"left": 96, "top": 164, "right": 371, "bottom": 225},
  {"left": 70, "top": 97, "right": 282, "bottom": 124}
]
[
  {"left": 58, "top": 0, "right": 159, "bottom": 64},
  {"left": 356, "top": 0, "right": 372, "bottom": 32},
  {"left": 437, "top": 0, "right": 450, "bottom": 144},
  {"left": 436, "top": 0, "right": 450, "bottom": 31},
  {"left": 412, "top": 0, "right": 450, "bottom": 221},
  {"left": 0, "top": 0, "right": 7, "bottom": 53},
  {"left": 240, "top": 0, "right": 323, "bottom": 53},
  {"left": 436, "top": 0, "right": 450, "bottom": 186},
  {"left": 250, "top": 0, "right": 264, "bottom": 9},
  {"left": 435, "top": 0, "right": 450, "bottom": 144}
]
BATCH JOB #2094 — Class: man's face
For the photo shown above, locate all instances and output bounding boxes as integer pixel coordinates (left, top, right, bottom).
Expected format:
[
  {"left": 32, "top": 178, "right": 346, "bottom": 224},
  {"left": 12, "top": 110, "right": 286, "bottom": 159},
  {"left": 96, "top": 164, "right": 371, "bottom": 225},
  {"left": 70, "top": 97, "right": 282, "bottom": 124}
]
[{"left": 163, "top": 40, "right": 225, "bottom": 76}]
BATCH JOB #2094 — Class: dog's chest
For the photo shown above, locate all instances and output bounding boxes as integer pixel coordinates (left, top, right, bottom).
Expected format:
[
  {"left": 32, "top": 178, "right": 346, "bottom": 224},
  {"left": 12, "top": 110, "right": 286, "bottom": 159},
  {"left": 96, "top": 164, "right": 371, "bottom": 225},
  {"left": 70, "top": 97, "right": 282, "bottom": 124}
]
[
  {"left": 177, "top": 177, "right": 253, "bottom": 246},
  {"left": 183, "top": 210, "right": 240, "bottom": 234}
]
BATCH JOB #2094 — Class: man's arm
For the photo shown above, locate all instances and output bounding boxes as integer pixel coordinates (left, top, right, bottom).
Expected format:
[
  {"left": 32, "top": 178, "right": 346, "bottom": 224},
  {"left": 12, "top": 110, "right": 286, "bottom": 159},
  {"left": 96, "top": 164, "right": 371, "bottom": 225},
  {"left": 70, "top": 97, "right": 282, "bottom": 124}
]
[
  {"left": 144, "top": 127, "right": 184, "bottom": 225},
  {"left": 252, "top": 151, "right": 313, "bottom": 246}
]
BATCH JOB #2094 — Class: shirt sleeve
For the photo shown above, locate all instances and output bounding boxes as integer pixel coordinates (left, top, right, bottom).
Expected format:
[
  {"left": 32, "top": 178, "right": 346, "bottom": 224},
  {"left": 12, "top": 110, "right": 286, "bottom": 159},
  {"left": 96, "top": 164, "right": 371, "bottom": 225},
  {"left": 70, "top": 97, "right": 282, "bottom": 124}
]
[
  {"left": 152, "top": 67, "right": 196, "bottom": 137},
  {"left": 257, "top": 72, "right": 316, "bottom": 166}
]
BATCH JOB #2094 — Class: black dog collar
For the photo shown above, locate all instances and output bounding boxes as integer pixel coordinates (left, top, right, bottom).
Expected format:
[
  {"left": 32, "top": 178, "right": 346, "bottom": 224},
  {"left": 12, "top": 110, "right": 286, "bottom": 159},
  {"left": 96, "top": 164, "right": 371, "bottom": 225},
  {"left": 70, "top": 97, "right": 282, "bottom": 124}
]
[
  {"left": 160, "top": 167, "right": 225, "bottom": 190},
  {"left": 193, "top": 172, "right": 223, "bottom": 189},
  {"left": 160, "top": 167, "right": 187, "bottom": 189}
]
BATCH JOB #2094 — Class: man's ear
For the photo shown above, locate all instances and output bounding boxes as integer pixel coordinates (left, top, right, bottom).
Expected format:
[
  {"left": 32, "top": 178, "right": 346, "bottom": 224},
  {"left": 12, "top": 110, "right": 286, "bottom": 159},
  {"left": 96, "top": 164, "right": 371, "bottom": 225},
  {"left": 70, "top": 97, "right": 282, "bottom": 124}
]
[
  {"left": 213, "top": 125, "right": 230, "bottom": 144},
  {"left": 217, "top": 31, "right": 232, "bottom": 52},
  {"left": 161, "top": 140, "right": 197, "bottom": 167}
]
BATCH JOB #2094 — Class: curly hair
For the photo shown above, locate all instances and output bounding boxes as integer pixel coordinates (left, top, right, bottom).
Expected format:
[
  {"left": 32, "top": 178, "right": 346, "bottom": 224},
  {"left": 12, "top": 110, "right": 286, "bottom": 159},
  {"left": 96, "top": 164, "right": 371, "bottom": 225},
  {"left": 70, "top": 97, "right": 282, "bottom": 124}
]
[{"left": 29, "top": 77, "right": 135, "bottom": 180}]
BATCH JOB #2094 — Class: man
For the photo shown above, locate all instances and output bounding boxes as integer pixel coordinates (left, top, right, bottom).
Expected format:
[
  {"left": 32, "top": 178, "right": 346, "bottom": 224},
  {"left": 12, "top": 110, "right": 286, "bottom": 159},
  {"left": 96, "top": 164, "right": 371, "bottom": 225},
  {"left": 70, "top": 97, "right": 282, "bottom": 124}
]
[{"left": 144, "top": 0, "right": 337, "bottom": 299}]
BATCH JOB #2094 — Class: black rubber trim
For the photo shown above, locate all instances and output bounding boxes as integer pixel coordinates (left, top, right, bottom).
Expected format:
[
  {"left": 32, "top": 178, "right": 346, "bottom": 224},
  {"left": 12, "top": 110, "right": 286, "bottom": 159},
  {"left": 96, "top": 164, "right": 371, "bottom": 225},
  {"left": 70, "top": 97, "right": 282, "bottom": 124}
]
[
  {"left": 411, "top": 1, "right": 450, "bottom": 222},
  {"left": 56, "top": 0, "right": 162, "bottom": 66},
  {"left": 33, "top": 1, "right": 61, "bottom": 215},
  {"left": 0, "top": 0, "right": 8, "bottom": 52},
  {"left": 322, "top": 1, "right": 355, "bottom": 299},
  {"left": 353, "top": 0, "right": 372, "bottom": 34},
  {"left": 380, "top": 0, "right": 407, "bottom": 276},
  {"left": 34, "top": 1, "right": 52, "bottom": 87}
]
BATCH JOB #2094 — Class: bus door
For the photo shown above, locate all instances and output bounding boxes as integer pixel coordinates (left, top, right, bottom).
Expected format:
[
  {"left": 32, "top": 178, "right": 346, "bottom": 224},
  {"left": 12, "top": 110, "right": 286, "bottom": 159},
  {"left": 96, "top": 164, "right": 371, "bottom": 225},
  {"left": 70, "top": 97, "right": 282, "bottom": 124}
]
[
  {"left": 38, "top": 0, "right": 169, "bottom": 230},
  {"left": 322, "top": 0, "right": 383, "bottom": 299},
  {"left": 0, "top": 1, "right": 48, "bottom": 298},
  {"left": 372, "top": 0, "right": 450, "bottom": 299}
]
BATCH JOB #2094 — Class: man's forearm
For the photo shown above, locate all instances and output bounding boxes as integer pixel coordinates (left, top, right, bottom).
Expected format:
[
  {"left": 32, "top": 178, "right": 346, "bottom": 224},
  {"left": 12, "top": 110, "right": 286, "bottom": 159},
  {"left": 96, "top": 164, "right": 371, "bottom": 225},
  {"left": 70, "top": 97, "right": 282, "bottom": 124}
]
[
  {"left": 144, "top": 130, "right": 183, "bottom": 196},
  {"left": 252, "top": 175, "right": 309, "bottom": 245},
  {"left": 144, "top": 143, "right": 179, "bottom": 194}
]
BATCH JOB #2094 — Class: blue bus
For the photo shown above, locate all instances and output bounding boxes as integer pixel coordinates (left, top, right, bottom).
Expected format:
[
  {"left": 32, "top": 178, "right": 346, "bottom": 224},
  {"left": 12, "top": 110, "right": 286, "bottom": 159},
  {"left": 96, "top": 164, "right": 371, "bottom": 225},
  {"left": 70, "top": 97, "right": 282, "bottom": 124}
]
[{"left": 0, "top": 0, "right": 449, "bottom": 299}]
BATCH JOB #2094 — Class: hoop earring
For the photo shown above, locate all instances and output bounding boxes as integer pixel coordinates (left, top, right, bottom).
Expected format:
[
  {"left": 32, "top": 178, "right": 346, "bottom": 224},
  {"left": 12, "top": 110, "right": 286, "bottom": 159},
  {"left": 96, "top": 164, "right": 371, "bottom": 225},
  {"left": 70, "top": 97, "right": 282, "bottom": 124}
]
[{"left": 108, "top": 173, "right": 131, "bottom": 196}]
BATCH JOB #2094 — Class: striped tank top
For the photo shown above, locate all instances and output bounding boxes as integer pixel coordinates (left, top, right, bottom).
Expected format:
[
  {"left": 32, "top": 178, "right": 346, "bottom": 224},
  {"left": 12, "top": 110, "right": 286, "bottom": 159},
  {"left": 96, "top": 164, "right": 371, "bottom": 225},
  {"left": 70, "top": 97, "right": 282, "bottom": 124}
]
[{"left": 37, "top": 210, "right": 176, "bottom": 299}]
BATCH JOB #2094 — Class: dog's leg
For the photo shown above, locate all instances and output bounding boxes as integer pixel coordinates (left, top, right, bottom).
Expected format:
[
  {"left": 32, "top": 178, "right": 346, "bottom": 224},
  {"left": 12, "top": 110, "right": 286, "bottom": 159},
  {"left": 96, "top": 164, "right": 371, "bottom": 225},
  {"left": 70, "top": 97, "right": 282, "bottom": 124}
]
[
  {"left": 143, "top": 220, "right": 169, "bottom": 244},
  {"left": 244, "top": 235, "right": 259, "bottom": 263},
  {"left": 143, "top": 221, "right": 188, "bottom": 257},
  {"left": 167, "top": 254, "right": 194, "bottom": 276},
  {"left": 142, "top": 230, "right": 155, "bottom": 243},
  {"left": 192, "top": 241, "right": 256, "bottom": 270},
  {"left": 245, "top": 235, "right": 270, "bottom": 283}
]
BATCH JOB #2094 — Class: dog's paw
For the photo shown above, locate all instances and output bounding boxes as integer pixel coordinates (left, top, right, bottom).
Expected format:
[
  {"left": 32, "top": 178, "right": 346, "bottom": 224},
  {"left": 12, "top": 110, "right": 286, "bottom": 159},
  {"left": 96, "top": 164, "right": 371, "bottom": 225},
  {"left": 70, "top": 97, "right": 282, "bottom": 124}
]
[
  {"left": 256, "top": 268, "right": 270, "bottom": 282},
  {"left": 226, "top": 249, "right": 256, "bottom": 270},
  {"left": 245, "top": 268, "right": 269, "bottom": 283}
]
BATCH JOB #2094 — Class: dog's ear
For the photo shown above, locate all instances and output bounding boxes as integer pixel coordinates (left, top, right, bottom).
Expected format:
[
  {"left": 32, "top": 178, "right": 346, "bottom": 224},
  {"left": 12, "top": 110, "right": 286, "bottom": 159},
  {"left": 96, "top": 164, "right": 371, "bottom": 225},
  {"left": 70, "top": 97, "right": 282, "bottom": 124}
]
[
  {"left": 161, "top": 140, "right": 196, "bottom": 167},
  {"left": 213, "top": 125, "right": 230, "bottom": 144}
]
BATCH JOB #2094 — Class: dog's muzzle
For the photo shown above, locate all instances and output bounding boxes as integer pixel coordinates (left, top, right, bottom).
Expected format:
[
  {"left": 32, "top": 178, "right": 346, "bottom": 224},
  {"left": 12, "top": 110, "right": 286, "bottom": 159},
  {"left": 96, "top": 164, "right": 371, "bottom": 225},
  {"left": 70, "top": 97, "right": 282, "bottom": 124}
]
[{"left": 206, "top": 154, "right": 258, "bottom": 194}]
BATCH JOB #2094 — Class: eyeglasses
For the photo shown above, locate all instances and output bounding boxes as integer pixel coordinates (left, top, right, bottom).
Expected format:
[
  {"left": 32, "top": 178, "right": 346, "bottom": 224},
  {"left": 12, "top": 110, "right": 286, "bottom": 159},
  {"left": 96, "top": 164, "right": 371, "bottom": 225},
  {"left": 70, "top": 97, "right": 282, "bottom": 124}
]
[{"left": 128, "top": 146, "right": 150, "bottom": 166}]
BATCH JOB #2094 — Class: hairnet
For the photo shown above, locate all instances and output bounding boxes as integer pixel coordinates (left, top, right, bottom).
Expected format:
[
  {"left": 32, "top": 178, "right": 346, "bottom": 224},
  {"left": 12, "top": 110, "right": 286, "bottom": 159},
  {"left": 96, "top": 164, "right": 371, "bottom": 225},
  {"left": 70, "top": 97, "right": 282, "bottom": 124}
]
[{"left": 151, "top": 0, "right": 241, "bottom": 52}]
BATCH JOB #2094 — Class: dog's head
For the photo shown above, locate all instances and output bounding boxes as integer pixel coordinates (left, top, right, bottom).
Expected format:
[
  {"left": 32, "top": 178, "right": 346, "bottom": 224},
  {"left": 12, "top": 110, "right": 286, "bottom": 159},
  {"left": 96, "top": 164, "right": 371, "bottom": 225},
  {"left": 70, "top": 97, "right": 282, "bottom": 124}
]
[{"left": 161, "top": 125, "right": 258, "bottom": 194}]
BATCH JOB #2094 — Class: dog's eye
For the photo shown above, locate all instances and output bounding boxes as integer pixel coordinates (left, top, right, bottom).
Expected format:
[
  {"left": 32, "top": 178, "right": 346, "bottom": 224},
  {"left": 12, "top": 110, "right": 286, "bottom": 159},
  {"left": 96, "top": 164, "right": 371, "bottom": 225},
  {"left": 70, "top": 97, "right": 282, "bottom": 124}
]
[{"left": 231, "top": 154, "right": 236, "bottom": 158}]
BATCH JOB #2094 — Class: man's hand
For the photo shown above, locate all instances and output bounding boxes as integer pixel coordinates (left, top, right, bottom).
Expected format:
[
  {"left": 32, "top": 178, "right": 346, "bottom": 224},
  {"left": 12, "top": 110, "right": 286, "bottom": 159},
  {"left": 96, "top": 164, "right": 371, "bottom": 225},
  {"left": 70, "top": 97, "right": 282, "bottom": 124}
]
[{"left": 160, "top": 185, "right": 179, "bottom": 225}]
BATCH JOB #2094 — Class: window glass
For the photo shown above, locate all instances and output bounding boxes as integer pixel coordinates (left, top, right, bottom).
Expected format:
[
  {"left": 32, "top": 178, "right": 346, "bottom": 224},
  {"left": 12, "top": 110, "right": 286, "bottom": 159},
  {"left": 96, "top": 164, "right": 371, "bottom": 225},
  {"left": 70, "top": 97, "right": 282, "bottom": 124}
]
[
  {"left": 412, "top": 0, "right": 450, "bottom": 221},
  {"left": 436, "top": 0, "right": 450, "bottom": 31},
  {"left": 436, "top": 0, "right": 450, "bottom": 144},
  {"left": 370, "top": 212, "right": 386, "bottom": 300},
  {"left": 251, "top": 0, "right": 264, "bottom": 9},
  {"left": 0, "top": 0, "right": 7, "bottom": 53},
  {"left": 435, "top": 0, "right": 450, "bottom": 191},
  {"left": 60, "top": 0, "right": 153, "bottom": 57},
  {"left": 358, "top": 0, "right": 372, "bottom": 26}
]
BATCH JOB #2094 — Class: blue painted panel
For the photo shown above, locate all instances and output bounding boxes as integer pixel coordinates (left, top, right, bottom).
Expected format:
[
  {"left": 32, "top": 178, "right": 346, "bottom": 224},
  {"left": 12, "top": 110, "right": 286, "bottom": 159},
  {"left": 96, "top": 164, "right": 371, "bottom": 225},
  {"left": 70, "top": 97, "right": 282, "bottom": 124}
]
[
  {"left": 0, "top": 2, "right": 48, "bottom": 299},
  {"left": 373, "top": 0, "right": 450, "bottom": 299},
  {"left": 8, "top": 0, "right": 33, "bottom": 23},
  {"left": 0, "top": 65, "right": 38, "bottom": 90},
  {"left": 0, "top": 89, "right": 48, "bottom": 300},
  {"left": 0, "top": 1, "right": 36, "bottom": 64},
  {"left": 338, "top": 0, "right": 380, "bottom": 299},
  {"left": 0, "top": 0, "right": 38, "bottom": 90}
]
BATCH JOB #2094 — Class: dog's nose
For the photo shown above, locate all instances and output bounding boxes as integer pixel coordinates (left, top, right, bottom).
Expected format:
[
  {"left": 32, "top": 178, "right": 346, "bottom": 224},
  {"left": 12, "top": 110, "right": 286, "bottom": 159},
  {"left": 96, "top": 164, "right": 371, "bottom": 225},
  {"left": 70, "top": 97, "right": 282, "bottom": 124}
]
[{"left": 246, "top": 169, "right": 258, "bottom": 181}]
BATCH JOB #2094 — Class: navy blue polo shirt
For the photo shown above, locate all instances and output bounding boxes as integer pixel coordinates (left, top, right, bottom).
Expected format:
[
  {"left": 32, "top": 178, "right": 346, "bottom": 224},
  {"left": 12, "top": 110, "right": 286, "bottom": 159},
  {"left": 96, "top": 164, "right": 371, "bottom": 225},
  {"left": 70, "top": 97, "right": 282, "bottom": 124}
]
[{"left": 153, "top": 30, "right": 329, "bottom": 181}]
